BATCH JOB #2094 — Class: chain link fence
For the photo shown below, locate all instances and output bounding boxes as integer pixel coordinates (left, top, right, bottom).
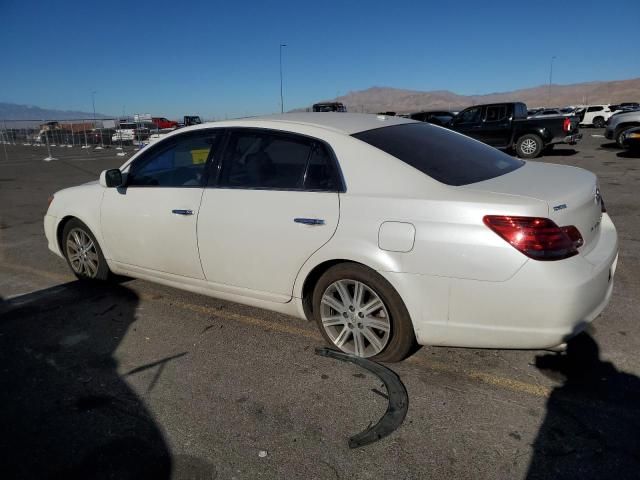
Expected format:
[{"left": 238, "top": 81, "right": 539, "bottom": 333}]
[{"left": 0, "top": 117, "right": 171, "bottom": 161}]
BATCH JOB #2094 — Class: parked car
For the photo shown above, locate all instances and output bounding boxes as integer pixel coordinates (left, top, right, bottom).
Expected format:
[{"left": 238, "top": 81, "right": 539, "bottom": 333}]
[
  {"left": 605, "top": 110, "right": 640, "bottom": 146},
  {"left": 449, "top": 102, "right": 582, "bottom": 158},
  {"left": 112, "top": 122, "right": 151, "bottom": 144},
  {"left": 529, "top": 108, "right": 566, "bottom": 117},
  {"left": 312, "top": 102, "right": 347, "bottom": 112},
  {"left": 183, "top": 115, "right": 202, "bottom": 127},
  {"left": 44, "top": 113, "right": 617, "bottom": 362},
  {"left": 576, "top": 105, "right": 613, "bottom": 128},
  {"left": 152, "top": 117, "right": 179, "bottom": 130},
  {"left": 409, "top": 110, "right": 456, "bottom": 127},
  {"left": 610, "top": 103, "right": 640, "bottom": 114},
  {"left": 620, "top": 126, "right": 640, "bottom": 150},
  {"left": 111, "top": 122, "right": 138, "bottom": 144}
]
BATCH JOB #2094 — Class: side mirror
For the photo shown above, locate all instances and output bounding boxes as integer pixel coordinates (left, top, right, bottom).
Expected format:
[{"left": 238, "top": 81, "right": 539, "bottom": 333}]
[{"left": 99, "top": 169, "right": 123, "bottom": 188}]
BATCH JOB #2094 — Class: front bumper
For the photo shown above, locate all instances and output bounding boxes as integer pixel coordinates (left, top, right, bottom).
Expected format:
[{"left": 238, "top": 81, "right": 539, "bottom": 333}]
[
  {"left": 44, "top": 214, "right": 63, "bottom": 258},
  {"left": 605, "top": 128, "right": 614, "bottom": 140},
  {"left": 423, "top": 213, "right": 618, "bottom": 349}
]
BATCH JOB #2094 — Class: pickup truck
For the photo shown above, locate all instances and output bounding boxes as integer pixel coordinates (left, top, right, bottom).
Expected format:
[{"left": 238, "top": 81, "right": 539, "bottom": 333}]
[
  {"left": 448, "top": 102, "right": 582, "bottom": 158},
  {"left": 151, "top": 117, "right": 179, "bottom": 130}
]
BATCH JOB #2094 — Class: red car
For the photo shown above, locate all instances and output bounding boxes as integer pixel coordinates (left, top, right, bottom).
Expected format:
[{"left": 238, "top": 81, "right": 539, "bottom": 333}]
[{"left": 151, "top": 117, "right": 179, "bottom": 129}]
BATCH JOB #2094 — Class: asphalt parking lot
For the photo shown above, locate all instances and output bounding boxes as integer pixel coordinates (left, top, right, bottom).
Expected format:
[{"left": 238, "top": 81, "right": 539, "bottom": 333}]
[{"left": 1, "top": 134, "right": 639, "bottom": 479}]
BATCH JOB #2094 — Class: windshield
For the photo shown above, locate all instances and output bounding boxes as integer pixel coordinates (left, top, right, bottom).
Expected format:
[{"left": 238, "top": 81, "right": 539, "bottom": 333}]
[{"left": 352, "top": 123, "right": 524, "bottom": 186}]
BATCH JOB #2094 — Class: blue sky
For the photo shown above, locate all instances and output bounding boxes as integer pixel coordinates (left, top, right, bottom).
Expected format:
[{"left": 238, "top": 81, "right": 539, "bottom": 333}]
[{"left": 2, "top": 0, "right": 639, "bottom": 118}]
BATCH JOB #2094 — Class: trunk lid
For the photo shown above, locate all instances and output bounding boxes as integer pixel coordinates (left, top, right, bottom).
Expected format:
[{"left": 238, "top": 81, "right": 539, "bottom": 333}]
[{"left": 463, "top": 161, "right": 603, "bottom": 253}]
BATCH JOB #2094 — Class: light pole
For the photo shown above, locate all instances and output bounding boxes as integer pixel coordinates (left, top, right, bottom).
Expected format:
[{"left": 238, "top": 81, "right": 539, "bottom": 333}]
[
  {"left": 91, "top": 90, "right": 103, "bottom": 149},
  {"left": 279, "top": 43, "right": 287, "bottom": 113},
  {"left": 92, "top": 90, "right": 97, "bottom": 125},
  {"left": 547, "top": 56, "right": 556, "bottom": 106}
]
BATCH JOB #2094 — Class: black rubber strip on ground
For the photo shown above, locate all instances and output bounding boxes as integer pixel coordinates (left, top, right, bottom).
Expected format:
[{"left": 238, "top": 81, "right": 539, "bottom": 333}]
[{"left": 314, "top": 347, "right": 409, "bottom": 448}]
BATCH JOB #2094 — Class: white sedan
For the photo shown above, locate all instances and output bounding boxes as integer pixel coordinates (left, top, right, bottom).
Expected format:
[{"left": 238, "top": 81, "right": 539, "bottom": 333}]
[{"left": 44, "top": 113, "right": 618, "bottom": 362}]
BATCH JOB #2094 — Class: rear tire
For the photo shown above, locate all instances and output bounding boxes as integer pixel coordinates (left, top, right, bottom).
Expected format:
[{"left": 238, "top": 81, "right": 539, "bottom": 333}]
[
  {"left": 516, "top": 134, "right": 543, "bottom": 159},
  {"left": 62, "top": 219, "right": 111, "bottom": 281},
  {"left": 592, "top": 116, "right": 605, "bottom": 128},
  {"left": 312, "top": 262, "right": 416, "bottom": 363}
]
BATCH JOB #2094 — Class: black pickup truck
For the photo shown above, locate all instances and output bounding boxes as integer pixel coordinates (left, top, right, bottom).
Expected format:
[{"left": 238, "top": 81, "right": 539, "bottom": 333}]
[{"left": 448, "top": 102, "right": 582, "bottom": 158}]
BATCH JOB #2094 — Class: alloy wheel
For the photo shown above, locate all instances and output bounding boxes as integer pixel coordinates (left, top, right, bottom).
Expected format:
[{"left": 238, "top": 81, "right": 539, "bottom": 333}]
[
  {"left": 521, "top": 138, "right": 538, "bottom": 155},
  {"left": 66, "top": 228, "right": 99, "bottom": 278},
  {"left": 320, "top": 279, "right": 391, "bottom": 357}
]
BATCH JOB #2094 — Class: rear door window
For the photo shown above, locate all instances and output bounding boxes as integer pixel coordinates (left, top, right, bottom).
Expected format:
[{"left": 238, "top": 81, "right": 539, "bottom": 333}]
[
  {"left": 484, "top": 106, "right": 508, "bottom": 122},
  {"left": 352, "top": 123, "right": 523, "bottom": 186},
  {"left": 216, "top": 130, "right": 342, "bottom": 191},
  {"left": 455, "top": 107, "right": 482, "bottom": 124}
]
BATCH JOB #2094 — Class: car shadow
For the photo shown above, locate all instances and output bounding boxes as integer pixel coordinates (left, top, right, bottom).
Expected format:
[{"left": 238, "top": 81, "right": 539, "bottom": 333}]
[
  {"left": 617, "top": 149, "right": 640, "bottom": 159},
  {"left": 599, "top": 142, "right": 623, "bottom": 150},
  {"left": 526, "top": 333, "right": 640, "bottom": 479},
  {"left": 0, "top": 281, "right": 173, "bottom": 479},
  {"left": 542, "top": 148, "right": 578, "bottom": 157}
]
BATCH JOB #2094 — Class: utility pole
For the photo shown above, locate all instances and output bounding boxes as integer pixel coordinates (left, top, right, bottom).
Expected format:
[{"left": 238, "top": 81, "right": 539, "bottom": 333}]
[{"left": 279, "top": 43, "right": 287, "bottom": 113}]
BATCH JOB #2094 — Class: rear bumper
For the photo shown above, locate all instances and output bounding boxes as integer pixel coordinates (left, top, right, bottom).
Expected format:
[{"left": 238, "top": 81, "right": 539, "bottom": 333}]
[
  {"left": 397, "top": 213, "right": 618, "bottom": 349},
  {"left": 558, "top": 133, "right": 582, "bottom": 145},
  {"left": 445, "top": 213, "right": 617, "bottom": 349}
]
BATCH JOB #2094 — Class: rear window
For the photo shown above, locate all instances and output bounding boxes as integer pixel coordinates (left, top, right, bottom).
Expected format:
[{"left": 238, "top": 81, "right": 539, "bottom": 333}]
[{"left": 352, "top": 123, "right": 524, "bottom": 186}]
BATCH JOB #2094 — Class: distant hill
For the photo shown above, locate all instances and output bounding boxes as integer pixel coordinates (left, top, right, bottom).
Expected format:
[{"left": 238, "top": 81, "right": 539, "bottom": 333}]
[
  {"left": 296, "top": 77, "right": 640, "bottom": 113},
  {"left": 0, "top": 102, "right": 109, "bottom": 122}
]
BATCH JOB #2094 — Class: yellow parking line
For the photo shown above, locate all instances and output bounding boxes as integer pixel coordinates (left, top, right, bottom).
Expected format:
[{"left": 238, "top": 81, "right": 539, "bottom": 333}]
[{"left": 2, "top": 262, "right": 551, "bottom": 398}]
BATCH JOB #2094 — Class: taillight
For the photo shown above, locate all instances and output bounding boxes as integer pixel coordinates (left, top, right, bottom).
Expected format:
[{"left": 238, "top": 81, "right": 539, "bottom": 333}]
[
  {"left": 47, "top": 194, "right": 55, "bottom": 207},
  {"left": 561, "top": 225, "right": 584, "bottom": 248},
  {"left": 563, "top": 117, "right": 571, "bottom": 132},
  {"left": 483, "top": 215, "right": 582, "bottom": 261}
]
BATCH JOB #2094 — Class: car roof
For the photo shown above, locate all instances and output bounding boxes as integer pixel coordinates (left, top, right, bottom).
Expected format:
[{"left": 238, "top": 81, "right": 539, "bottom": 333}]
[{"left": 189, "top": 113, "right": 417, "bottom": 135}]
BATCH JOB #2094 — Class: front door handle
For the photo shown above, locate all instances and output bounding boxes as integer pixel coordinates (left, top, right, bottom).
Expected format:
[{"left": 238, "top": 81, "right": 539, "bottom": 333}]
[
  {"left": 172, "top": 209, "right": 193, "bottom": 216},
  {"left": 294, "top": 218, "right": 325, "bottom": 226}
]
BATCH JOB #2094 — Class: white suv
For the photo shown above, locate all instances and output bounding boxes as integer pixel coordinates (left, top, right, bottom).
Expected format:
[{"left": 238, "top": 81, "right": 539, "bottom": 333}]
[{"left": 579, "top": 105, "right": 613, "bottom": 128}]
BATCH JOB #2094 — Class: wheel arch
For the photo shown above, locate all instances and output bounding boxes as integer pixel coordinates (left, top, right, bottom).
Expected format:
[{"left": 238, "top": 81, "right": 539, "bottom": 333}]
[
  {"left": 56, "top": 214, "right": 106, "bottom": 258},
  {"left": 56, "top": 215, "right": 77, "bottom": 254},
  {"left": 516, "top": 128, "right": 548, "bottom": 143},
  {"left": 300, "top": 259, "right": 356, "bottom": 320}
]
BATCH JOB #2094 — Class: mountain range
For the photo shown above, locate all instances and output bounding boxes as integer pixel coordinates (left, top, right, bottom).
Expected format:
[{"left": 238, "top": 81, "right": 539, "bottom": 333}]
[
  {"left": 299, "top": 77, "right": 640, "bottom": 114},
  {"left": 0, "top": 102, "right": 108, "bottom": 122},
  {"left": 2, "top": 77, "right": 639, "bottom": 122}
]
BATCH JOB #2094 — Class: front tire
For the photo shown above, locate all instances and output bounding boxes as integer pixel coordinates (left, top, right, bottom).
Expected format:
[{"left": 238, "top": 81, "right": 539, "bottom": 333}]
[
  {"left": 616, "top": 127, "right": 634, "bottom": 147},
  {"left": 516, "top": 134, "right": 543, "bottom": 159},
  {"left": 62, "top": 219, "right": 111, "bottom": 281},
  {"left": 312, "top": 263, "right": 416, "bottom": 362},
  {"left": 592, "top": 116, "right": 605, "bottom": 128}
]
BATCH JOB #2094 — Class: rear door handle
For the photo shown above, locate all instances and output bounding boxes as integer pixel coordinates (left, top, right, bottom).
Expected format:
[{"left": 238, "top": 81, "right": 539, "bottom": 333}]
[
  {"left": 172, "top": 209, "right": 193, "bottom": 216},
  {"left": 294, "top": 218, "right": 325, "bottom": 226}
]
